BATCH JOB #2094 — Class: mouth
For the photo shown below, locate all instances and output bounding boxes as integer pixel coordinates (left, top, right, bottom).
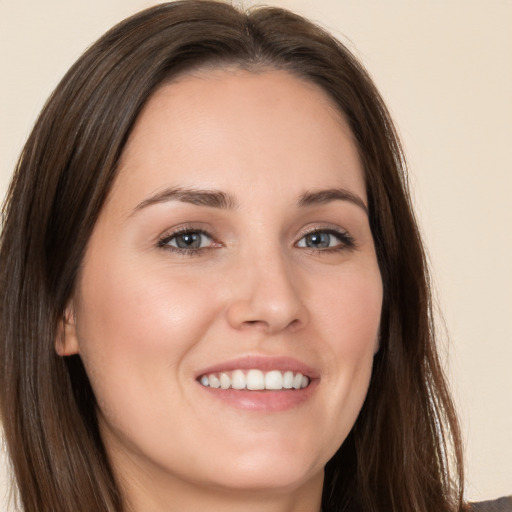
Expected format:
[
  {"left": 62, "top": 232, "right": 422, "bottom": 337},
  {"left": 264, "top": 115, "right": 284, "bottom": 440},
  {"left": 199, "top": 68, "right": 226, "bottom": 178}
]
[
  {"left": 198, "top": 369, "right": 310, "bottom": 391},
  {"left": 194, "top": 356, "right": 317, "bottom": 412}
]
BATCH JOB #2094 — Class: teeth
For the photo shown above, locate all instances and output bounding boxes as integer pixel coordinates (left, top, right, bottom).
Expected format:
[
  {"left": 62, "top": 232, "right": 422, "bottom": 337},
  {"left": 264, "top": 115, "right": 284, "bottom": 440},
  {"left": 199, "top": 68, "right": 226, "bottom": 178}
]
[
  {"left": 199, "top": 369, "right": 310, "bottom": 391},
  {"left": 292, "top": 373, "right": 303, "bottom": 389},
  {"left": 246, "top": 369, "right": 264, "bottom": 390},
  {"left": 231, "top": 369, "right": 246, "bottom": 390},
  {"left": 265, "top": 370, "right": 283, "bottom": 390},
  {"left": 283, "top": 371, "right": 294, "bottom": 389},
  {"left": 208, "top": 374, "right": 220, "bottom": 389},
  {"left": 219, "top": 372, "right": 230, "bottom": 389}
]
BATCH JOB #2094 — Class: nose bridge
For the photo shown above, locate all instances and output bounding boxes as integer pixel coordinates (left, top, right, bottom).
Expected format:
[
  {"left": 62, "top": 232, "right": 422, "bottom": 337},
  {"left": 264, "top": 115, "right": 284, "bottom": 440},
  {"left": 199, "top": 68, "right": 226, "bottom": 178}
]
[{"left": 226, "top": 240, "right": 308, "bottom": 333}]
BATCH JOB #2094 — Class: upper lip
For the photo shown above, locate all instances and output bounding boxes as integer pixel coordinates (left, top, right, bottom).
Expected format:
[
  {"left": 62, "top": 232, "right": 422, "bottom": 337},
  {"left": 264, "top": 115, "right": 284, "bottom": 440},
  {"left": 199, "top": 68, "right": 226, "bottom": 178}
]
[{"left": 195, "top": 355, "right": 319, "bottom": 380}]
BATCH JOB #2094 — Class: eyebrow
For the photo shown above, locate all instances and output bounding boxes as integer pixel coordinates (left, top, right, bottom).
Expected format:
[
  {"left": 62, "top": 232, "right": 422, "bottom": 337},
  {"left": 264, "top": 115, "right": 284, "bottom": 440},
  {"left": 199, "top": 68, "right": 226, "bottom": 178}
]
[
  {"left": 131, "top": 187, "right": 238, "bottom": 215},
  {"left": 298, "top": 188, "right": 368, "bottom": 215},
  {"left": 131, "top": 186, "right": 367, "bottom": 216}
]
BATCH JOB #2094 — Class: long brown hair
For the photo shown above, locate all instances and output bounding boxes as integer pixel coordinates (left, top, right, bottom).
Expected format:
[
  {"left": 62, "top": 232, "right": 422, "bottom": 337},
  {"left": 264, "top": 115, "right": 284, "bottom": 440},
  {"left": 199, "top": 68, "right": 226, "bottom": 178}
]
[{"left": 0, "top": 1, "right": 464, "bottom": 511}]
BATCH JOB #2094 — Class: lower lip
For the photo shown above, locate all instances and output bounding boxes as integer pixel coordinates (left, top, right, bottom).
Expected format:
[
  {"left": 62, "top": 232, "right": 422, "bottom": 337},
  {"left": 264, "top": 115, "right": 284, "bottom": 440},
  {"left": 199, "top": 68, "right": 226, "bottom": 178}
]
[{"left": 197, "top": 380, "right": 318, "bottom": 412}]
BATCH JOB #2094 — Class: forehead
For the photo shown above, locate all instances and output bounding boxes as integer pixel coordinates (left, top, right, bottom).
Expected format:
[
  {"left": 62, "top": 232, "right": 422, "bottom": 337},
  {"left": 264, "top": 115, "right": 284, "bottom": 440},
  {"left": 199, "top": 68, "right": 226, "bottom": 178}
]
[{"left": 111, "top": 68, "right": 365, "bottom": 212}]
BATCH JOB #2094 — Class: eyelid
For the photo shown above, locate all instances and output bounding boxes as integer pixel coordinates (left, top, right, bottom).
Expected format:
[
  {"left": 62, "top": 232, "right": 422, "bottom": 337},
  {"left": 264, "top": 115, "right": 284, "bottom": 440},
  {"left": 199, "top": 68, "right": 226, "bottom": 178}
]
[
  {"left": 294, "top": 224, "right": 356, "bottom": 250},
  {"left": 157, "top": 225, "right": 220, "bottom": 253},
  {"left": 155, "top": 222, "right": 355, "bottom": 256}
]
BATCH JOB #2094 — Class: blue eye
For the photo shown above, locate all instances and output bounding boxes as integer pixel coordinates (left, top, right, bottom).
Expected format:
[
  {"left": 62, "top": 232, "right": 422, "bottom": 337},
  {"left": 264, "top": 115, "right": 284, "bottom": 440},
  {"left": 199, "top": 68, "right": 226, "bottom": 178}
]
[
  {"left": 159, "top": 230, "right": 213, "bottom": 251},
  {"left": 296, "top": 229, "right": 353, "bottom": 250}
]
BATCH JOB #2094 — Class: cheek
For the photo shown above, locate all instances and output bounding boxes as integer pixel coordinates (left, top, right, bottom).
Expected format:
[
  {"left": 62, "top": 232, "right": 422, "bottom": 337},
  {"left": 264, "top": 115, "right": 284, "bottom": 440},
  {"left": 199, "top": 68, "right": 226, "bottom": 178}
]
[
  {"left": 311, "top": 265, "right": 382, "bottom": 437},
  {"left": 76, "top": 259, "right": 218, "bottom": 354},
  {"left": 72, "top": 258, "right": 223, "bottom": 414},
  {"left": 71, "top": 259, "right": 229, "bottom": 455},
  {"left": 319, "top": 266, "right": 382, "bottom": 354}
]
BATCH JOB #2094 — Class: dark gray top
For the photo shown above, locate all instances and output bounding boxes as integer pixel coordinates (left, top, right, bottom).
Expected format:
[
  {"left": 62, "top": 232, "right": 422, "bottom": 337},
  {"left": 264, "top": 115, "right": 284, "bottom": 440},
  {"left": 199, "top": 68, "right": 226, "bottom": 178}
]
[{"left": 471, "top": 497, "right": 512, "bottom": 511}]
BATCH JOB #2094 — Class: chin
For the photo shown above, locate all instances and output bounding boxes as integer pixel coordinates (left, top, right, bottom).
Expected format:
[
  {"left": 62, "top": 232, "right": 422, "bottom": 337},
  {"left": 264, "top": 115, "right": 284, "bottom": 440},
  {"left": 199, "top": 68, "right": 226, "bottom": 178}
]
[{"left": 197, "top": 444, "right": 325, "bottom": 493}]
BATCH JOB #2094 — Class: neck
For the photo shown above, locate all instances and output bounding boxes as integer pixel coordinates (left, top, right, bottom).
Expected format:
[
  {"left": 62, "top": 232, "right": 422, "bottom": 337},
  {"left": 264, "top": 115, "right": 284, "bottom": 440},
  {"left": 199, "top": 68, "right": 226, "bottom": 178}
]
[{"left": 116, "top": 459, "right": 324, "bottom": 512}]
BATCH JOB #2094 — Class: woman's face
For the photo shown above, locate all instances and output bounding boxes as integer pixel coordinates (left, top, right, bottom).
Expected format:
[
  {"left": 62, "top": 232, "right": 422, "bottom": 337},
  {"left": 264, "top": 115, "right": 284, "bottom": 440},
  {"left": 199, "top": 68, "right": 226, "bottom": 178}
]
[{"left": 61, "top": 69, "right": 382, "bottom": 504}]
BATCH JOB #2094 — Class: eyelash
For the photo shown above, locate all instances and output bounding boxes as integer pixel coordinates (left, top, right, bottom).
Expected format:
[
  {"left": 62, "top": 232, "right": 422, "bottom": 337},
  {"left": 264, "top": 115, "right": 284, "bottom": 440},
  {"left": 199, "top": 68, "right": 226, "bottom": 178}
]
[
  {"left": 157, "top": 227, "right": 215, "bottom": 256},
  {"left": 157, "top": 226, "right": 355, "bottom": 256},
  {"left": 297, "top": 227, "right": 356, "bottom": 253}
]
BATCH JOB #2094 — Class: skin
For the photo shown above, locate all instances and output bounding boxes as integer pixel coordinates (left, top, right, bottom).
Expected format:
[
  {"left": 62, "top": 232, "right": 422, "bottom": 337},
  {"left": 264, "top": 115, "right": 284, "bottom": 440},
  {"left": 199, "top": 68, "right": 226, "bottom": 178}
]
[{"left": 58, "top": 69, "right": 383, "bottom": 512}]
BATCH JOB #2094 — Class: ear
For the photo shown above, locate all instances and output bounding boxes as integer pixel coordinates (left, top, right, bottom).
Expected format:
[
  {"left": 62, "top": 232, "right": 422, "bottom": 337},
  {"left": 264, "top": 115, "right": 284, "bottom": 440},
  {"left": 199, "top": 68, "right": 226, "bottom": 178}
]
[{"left": 55, "top": 302, "right": 80, "bottom": 357}]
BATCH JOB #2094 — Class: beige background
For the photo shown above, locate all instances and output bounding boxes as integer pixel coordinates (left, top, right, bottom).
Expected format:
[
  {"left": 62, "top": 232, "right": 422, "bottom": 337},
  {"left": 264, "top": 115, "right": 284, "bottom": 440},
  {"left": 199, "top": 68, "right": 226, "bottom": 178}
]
[{"left": 1, "top": 0, "right": 511, "bottom": 508}]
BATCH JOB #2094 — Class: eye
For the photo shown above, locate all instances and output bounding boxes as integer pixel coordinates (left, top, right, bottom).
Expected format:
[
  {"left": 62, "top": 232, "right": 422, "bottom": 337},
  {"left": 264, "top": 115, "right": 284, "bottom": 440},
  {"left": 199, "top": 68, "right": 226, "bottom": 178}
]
[
  {"left": 296, "top": 229, "right": 354, "bottom": 251},
  {"left": 158, "top": 229, "right": 214, "bottom": 252}
]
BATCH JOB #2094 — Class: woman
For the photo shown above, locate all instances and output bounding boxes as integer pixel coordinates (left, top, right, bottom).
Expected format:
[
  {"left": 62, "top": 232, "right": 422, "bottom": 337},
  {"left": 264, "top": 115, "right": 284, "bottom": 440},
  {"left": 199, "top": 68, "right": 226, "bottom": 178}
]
[{"left": 0, "top": 1, "right": 501, "bottom": 511}]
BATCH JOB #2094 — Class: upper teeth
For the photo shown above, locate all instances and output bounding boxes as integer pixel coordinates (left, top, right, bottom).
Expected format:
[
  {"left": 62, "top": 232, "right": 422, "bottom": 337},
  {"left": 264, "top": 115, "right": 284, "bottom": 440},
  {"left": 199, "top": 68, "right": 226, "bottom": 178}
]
[{"left": 199, "top": 369, "right": 309, "bottom": 390}]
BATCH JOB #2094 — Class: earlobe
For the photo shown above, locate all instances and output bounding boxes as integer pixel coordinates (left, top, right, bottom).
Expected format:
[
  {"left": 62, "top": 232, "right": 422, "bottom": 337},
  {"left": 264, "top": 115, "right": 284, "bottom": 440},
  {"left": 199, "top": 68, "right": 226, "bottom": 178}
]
[{"left": 55, "top": 303, "right": 80, "bottom": 357}]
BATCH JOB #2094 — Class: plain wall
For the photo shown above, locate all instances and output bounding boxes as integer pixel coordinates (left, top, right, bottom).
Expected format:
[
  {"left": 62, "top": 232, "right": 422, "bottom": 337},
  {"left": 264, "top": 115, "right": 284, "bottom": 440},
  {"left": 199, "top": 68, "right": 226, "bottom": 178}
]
[{"left": 1, "top": 0, "right": 511, "bottom": 508}]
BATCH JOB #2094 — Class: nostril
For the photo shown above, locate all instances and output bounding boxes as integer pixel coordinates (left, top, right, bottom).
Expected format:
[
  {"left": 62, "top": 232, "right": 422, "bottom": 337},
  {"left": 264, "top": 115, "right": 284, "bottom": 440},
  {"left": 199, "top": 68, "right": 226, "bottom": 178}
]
[
  {"left": 240, "top": 317, "right": 303, "bottom": 333},
  {"left": 241, "top": 319, "right": 269, "bottom": 330}
]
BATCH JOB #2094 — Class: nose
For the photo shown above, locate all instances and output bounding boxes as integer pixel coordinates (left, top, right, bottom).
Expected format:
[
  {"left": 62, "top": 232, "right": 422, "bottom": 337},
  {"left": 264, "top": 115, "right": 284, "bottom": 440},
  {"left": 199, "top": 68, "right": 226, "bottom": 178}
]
[{"left": 225, "top": 251, "right": 309, "bottom": 334}]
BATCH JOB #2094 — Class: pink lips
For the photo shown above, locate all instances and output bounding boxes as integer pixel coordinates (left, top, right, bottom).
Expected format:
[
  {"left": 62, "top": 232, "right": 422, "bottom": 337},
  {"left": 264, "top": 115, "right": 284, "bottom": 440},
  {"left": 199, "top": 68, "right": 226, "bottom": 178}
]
[{"left": 195, "top": 355, "right": 319, "bottom": 412}]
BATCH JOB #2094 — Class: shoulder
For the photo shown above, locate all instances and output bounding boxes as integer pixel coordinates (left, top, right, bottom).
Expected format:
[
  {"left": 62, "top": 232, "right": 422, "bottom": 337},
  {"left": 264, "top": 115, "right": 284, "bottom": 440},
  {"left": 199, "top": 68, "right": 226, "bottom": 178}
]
[{"left": 470, "top": 497, "right": 512, "bottom": 511}]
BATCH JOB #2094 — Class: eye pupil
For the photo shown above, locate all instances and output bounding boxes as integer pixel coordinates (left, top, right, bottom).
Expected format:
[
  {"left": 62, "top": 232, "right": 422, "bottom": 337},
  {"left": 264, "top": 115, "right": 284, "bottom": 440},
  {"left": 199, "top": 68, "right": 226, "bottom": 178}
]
[
  {"left": 306, "top": 232, "right": 330, "bottom": 248},
  {"left": 175, "top": 232, "right": 201, "bottom": 249}
]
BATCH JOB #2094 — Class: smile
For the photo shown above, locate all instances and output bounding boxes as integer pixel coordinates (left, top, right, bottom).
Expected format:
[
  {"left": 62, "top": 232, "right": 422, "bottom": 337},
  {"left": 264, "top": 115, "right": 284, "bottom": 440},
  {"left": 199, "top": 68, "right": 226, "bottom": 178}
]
[{"left": 198, "top": 369, "right": 310, "bottom": 390}]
